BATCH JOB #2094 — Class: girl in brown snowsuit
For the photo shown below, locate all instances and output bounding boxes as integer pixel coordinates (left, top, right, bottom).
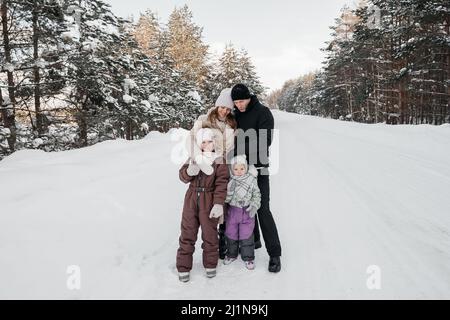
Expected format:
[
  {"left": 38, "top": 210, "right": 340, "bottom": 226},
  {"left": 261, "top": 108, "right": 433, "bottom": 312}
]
[{"left": 176, "top": 127, "right": 230, "bottom": 282}]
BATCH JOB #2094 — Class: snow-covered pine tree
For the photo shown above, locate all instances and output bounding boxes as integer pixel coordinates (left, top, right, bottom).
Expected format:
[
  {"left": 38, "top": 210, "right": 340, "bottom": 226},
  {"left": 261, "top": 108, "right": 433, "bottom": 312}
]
[
  {"left": 101, "top": 20, "right": 161, "bottom": 140},
  {"left": 349, "top": 3, "right": 385, "bottom": 123},
  {"left": 208, "top": 44, "right": 266, "bottom": 103},
  {"left": 1, "top": 0, "right": 22, "bottom": 152},
  {"left": 265, "top": 88, "right": 282, "bottom": 109},
  {"left": 133, "top": 9, "right": 161, "bottom": 64},
  {"left": 201, "top": 61, "right": 220, "bottom": 106},
  {"left": 295, "top": 73, "right": 319, "bottom": 115},
  {"left": 1, "top": 0, "right": 65, "bottom": 152},
  {"left": 277, "top": 78, "right": 301, "bottom": 113},
  {"left": 413, "top": 0, "right": 450, "bottom": 124},
  {"left": 314, "top": 0, "right": 449, "bottom": 124},
  {"left": 383, "top": 0, "right": 450, "bottom": 124},
  {"left": 367, "top": 0, "right": 415, "bottom": 124},
  {"left": 166, "top": 5, "right": 208, "bottom": 97},
  {"left": 1, "top": 0, "right": 74, "bottom": 155},
  {"left": 131, "top": 9, "right": 205, "bottom": 131},
  {"left": 62, "top": 0, "right": 125, "bottom": 147},
  {"left": 238, "top": 48, "right": 266, "bottom": 96},
  {"left": 320, "top": 5, "right": 361, "bottom": 121},
  {"left": 20, "top": 0, "right": 68, "bottom": 136},
  {"left": 276, "top": 72, "right": 318, "bottom": 115},
  {"left": 106, "top": 19, "right": 189, "bottom": 139},
  {"left": 211, "top": 44, "right": 241, "bottom": 99}
]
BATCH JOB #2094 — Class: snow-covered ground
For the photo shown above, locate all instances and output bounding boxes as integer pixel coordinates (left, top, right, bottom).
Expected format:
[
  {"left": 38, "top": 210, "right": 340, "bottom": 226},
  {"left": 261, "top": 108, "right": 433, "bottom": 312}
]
[{"left": 1, "top": 110, "right": 449, "bottom": 299}]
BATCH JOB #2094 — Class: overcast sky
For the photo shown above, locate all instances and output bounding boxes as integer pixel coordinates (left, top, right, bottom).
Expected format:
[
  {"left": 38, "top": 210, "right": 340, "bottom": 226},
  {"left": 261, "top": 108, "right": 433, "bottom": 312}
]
[{"left": 104, "top": 0, "right": 355, "bottom": 92}]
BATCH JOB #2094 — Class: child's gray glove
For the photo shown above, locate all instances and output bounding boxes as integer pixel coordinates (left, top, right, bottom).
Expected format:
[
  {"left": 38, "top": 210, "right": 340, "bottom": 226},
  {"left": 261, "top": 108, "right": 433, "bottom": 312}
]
[
  {"left": 186, "top": 161, "right": 200, "bottom": 176},
  {"left": 209, "top": 204, "right": 223, "bottom": 219},
  {"left": 248, "top": 205, "right": 259, "bottom": 218}
]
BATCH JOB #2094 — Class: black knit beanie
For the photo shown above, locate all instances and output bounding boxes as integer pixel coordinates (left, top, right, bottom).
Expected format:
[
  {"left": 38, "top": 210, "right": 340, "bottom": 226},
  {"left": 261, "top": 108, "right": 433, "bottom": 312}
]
[{"left": 231, "top": 84, "right": 251, "bottom": 101}]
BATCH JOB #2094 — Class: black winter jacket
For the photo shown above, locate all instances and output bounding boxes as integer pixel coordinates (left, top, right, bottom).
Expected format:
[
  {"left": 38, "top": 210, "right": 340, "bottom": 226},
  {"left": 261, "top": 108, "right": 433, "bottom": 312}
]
[{"left": 232, "top": 95, "right": 274, "bottom": 168}]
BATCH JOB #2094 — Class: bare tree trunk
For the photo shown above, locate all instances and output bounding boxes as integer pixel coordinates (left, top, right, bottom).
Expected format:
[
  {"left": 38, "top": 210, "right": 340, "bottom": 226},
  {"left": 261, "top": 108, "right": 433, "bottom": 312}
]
[
  {"left": 1, "top": 0, "right": 17, "bottom": 151},
  {"left": 445, "top": 44, "right": 450, "bottom": 124},
  {"left": 420, "top": 87, "right": 424, "bottom": 124},
  {"left": 375, "top": 65, "right": 379, "bottom": 123},
  {"left": 446, "top": 19, "right": 450, "bottom": 123},
  {"left": 77, "top": 94, "right": 89, "bottom": 147},
  {"left": 32, "top": 0, "right": 45, "bottom": 135},
  {"left": 398, "top": 81, "right": 406, "bottom": 124},
  {"left": 78, "top": 108, "right": 88, "bottom": 147},
  {"left": 125, "top": 119, "right": 133, "bottom": 140}
]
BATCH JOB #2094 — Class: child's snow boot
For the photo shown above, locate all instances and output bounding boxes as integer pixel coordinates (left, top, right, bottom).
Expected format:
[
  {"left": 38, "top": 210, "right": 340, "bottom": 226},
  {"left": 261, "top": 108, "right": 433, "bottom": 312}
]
[
  {"left": 245, "top": 260, "right": 255, "bottom": 270},
  {"left": 205, "top": 268, "right": 216, "bottom": 278},
  {"left": 178, "top": 272, "right": 190, "bottom": 282}
]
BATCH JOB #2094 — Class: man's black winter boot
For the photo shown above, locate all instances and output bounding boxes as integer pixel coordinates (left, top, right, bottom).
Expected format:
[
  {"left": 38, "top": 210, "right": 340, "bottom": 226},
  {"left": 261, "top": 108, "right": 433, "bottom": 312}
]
[{"left": 268, "top": 256, "right": 281, "bottom": 273}]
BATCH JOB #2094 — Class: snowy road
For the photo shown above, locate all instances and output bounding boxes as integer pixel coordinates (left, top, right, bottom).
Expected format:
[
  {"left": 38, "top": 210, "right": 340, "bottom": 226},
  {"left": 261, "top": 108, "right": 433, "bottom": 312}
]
[
  {"left": 271, "top": 112, "right": 450, "bottom": 299},
  {"left": 1, "top": 110, "right": 449, "bottom": 299}
]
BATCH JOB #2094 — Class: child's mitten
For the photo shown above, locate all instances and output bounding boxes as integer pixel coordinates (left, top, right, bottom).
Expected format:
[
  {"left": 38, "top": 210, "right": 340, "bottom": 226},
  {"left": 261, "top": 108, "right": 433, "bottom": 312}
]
[
  {"left": 186, "top": 162, "right": 200, "bottom": 176},
  {"left": 248, "top": 205, "right": 259, "bottom": 218},
  {"left": 248, "top": 165, "right": 258, "bottom": 178},
  {"left": 195, "top": 154, "right": 214, "bottom": 175},
  {"left": 209, "top": 204, "right": 223, "bottom": 219}
]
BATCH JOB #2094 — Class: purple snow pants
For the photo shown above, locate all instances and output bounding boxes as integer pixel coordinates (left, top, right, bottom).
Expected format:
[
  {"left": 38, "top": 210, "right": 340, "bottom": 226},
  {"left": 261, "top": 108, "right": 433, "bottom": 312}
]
[{"left": 225, "top": 205, "right": 255, "bottom": 261}]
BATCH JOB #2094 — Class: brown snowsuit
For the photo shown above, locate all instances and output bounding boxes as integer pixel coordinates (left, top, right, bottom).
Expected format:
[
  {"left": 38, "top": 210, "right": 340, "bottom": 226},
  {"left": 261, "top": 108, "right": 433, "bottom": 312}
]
[{"left": 176, "top": 157, "right": 230, "bottom": 272}]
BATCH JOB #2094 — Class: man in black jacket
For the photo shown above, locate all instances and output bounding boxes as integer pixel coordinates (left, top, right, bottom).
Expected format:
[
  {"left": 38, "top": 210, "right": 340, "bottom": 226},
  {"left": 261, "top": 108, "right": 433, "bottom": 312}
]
[{"left": 227, "top": 83, "right": 282, "bottom": 273}]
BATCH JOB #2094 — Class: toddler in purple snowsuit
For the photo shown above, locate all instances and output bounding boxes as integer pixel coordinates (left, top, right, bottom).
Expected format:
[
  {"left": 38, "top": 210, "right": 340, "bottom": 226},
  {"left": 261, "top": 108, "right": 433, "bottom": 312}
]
[{"left": 224, "top": 155, "right": 261, "bottom": 270}]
